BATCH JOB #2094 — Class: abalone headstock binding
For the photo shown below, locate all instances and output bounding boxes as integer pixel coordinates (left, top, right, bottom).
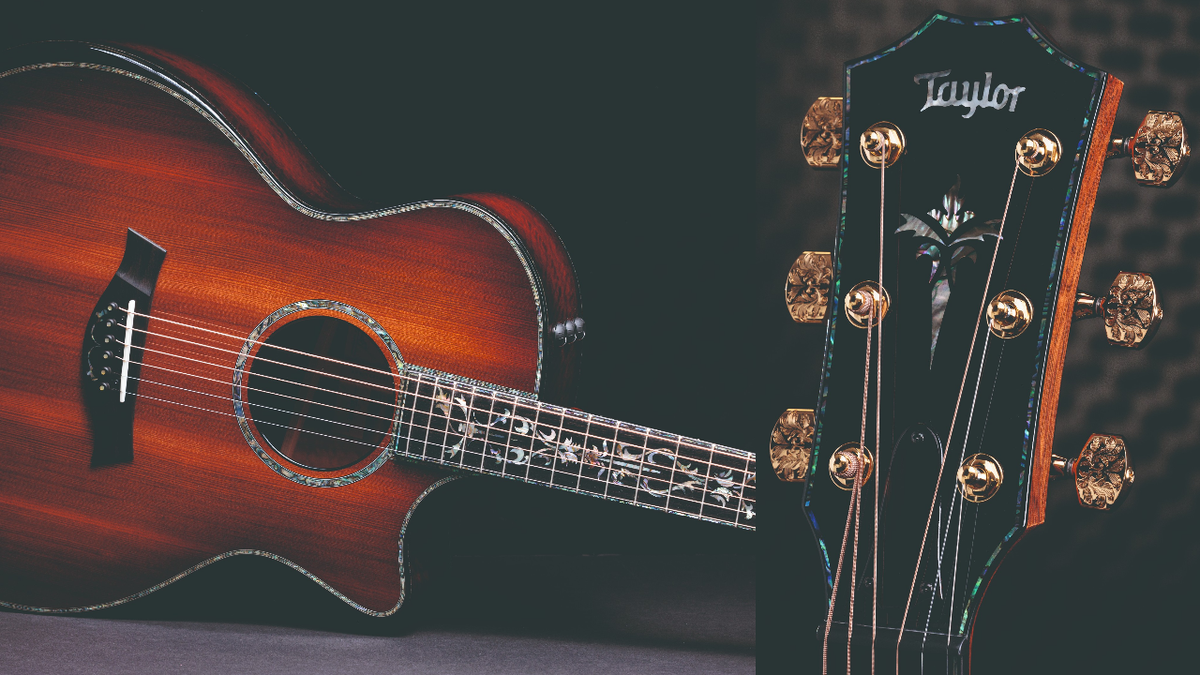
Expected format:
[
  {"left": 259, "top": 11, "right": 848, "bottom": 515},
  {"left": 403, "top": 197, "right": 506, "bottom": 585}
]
[{"left": 773, "top": 13, "right": 1187, "bottom": 673}]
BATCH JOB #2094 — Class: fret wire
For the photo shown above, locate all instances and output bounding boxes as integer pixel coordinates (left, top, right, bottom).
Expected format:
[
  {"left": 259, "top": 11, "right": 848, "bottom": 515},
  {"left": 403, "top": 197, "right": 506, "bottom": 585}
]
[
  {"left": 629, "top": 423, "right": 649, "bottom": 506},
  {"left": 493, "top": 390, "right": 517, "bottom": 478},
  {"left": 598, "top": 416, "right": 617, "bottom": 501},
  {"left": 572, "top": 409, "right": 590, "bottom": 491},
  {"left": 421, "top": 371, "right": 441, "bottom": 464},
  {"left": 547, "top": 402, "right": 569, "bottom": 488},
  {"left": 493, "top": 390, "right": 518, "bottom": 475},
  {"left": 737, "top": 453, "right": 753, "bottom": 526},
  {"left": 697, "top": 439, "right": 715, "bottom": 519},
  {"left": 453, "top": 380, "right": 470, "bottom": 471},
  {"left": 471, "top": 384, "right": 489, "bottom": 473},
  {"left": 400, "top": 369, "right": 420, "bottom": 458},
  {"left": 522, "top": 392, "right": 541, "bottom": 484},
  {"left": 534, "top": 396, "right": 560, "bottom": 488},
  {"left": 408, "top": 371, "right": 431, "bottom": 464},
  {"left": 476, "top": 387, "right": 499, "bottom": 471},
  {"left": 656, "top": 431, "right": 680, "bottom": 513},
  {"left": 582, "top": 412, "right": 615, "bottom": 496}
]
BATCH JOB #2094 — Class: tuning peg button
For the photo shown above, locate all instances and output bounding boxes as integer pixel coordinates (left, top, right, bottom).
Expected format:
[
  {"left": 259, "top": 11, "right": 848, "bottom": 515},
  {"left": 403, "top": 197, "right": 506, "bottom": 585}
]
[
  {"left": 770, "top": 409, "right": 815, "bottom": 482},
  {"left": 1107, "top": 110, "right": 1190, "bottom": 187},
  {"left": 801, "top": 97, "right": 843, "bottom": 169},
  {"left": 1073, "top": 271, "right": 1163, "bottom": 348},
  {"left": 1050, "top": 434, "right": 1134, "bottom": 510},
  {"left": 785, "top": 251, "right": 832, "bottom": 323}
]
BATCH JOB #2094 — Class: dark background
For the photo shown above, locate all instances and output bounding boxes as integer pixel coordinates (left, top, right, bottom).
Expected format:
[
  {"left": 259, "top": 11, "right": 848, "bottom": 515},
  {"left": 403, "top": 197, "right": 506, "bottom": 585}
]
[
  {"left": 760, "top": 1, "right": 1200, "bottom": 673},
  {"left": 0, "top": 2, "right": 756, "bottom": 674}
]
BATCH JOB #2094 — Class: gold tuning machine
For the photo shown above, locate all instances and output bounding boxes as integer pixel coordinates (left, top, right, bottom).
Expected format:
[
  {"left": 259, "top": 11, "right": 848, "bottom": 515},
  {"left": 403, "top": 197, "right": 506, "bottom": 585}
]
[
  {"left": 785, "top": 251, "right": 832, "bottom": 323},
  {"left": 1073, "top": 271, "right": 1163, "bottom": 348},
  {"left": 1107, "top": 110, "right": 1190, "bottom": 187},
  {"left": 770, "top": 409, "right": 815, "bottom": 482},
  {"left": 1051, "top": 434, "right": 1134, "bottom": 511},
  {"left": 801, "top": 97, "right": 843, "bottom": 169}
]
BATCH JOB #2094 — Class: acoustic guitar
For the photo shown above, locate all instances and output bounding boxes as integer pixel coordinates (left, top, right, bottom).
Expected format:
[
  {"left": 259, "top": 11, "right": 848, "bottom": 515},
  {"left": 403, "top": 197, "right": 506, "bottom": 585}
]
[
  {"left": 768, "top": 13, "right": 1186, "bottom": 674},
  {"left": 0, "top": 40, "right": 755, "bottom": 616}
]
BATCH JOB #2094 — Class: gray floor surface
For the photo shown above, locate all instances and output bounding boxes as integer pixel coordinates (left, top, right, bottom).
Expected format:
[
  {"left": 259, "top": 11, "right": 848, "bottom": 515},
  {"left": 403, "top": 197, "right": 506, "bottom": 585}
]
[
  {"left": 0, "top": 613, "right": 754, "bottom": 675},
  {"left": 0, "top": 554, "right": 754, "bottom": 674}
]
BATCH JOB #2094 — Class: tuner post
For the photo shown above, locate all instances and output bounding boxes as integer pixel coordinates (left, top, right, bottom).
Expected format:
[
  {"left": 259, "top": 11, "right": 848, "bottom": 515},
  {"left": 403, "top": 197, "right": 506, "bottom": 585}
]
[
  {"left": 956, "top": 453, "right": 1004, "bottom": 503},
  {"left": 829, "top": 442, "right": 873, "bottom": 490},
  {"left": 1016, "top": 129, "right": 1061, "bottom": 177},
  {"left": 844, "top": 280, "right": 889, "bottom": 329},
  {"left": 1107, "top": 110, "right": 1190, "bottom": 188},
  {"left": 986, "top": 290, "right": 1033, "bottom": 339},
  {"left": 1050, "top": 434, "right": 1134, "bottom": 510},
  {"left": 859, "top": 122, "right": 905, "bottom": 168}
]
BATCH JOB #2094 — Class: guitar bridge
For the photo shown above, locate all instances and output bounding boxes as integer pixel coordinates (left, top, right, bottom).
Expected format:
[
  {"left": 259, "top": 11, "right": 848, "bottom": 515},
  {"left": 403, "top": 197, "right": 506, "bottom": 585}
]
[{"left": 82, "top": 229, "right": 166, "bottom": 466}]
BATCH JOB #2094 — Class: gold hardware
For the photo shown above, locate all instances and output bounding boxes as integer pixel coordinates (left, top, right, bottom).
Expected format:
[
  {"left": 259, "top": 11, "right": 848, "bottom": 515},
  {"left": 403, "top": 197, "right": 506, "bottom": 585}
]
[
  {"left": 844, "top": 280, "right": 889, "bottom": 329},
  {"left": 801, "top": 97, "right": 843, "bottom": 169},
  {"left": 986, "top": 290, "right": 1033, "bottom": 339},
  {"left": 785, "top": 251, "right": 832, "bottom": 324},
  {"left": 1050, "top": 434, "right": 1134, "bottom": 510},
  {"left": 955, "top": 453, "right": 1004, "bottom": 503},
  {"left": 828, "top": 442, "right": 873, "bottom": 490},
  {"left": 770, "top": 409, "right": 815, "bottom": 482},
  {"left": 1108, "top": 111, "right": 1190, "bottom": 188},
  {"left": 1073, "top": 271, "right": 1163, "bottom": 348},
  {"left": 859, "top": 122, "right": 905, "bottom": 168},
  {"left": 1016, "top": 128, "right": 1061, "bottom": 177}
]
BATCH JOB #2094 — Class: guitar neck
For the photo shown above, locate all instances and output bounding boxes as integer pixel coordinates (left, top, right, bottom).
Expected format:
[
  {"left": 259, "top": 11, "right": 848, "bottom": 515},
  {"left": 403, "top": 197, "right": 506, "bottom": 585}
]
[{"left": 395, "top": 366, "right": 756, "bottom": 530}]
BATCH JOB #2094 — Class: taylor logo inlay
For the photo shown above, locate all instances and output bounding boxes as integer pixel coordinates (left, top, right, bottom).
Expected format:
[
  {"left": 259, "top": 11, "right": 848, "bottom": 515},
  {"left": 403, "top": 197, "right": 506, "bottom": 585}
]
[{"left": 915, "top": 70, "right": 1025, "bottom": 118}]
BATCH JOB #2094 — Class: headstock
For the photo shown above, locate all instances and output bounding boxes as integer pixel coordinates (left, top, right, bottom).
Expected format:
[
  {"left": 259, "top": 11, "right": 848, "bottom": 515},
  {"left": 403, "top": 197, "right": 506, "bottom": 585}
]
[{"left": 770, "top": 13, "right": 1189, "bottom": 673}]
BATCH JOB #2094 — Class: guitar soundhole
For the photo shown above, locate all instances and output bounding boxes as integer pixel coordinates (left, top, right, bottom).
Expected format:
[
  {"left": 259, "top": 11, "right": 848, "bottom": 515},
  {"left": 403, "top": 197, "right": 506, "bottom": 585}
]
[{"left": 246, "top": 315, "right": 396, "bottom": 471}]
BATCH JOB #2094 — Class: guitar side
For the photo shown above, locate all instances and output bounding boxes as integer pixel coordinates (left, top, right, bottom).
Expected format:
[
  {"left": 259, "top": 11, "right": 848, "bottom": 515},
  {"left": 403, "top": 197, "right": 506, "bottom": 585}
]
[{"left": 0, "top": 41, "right": 581, "bottom": 614}]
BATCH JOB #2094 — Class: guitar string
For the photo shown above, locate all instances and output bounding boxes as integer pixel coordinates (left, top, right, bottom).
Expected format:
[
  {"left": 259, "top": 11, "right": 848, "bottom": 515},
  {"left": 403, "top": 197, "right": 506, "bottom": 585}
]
[
  {"left": 919, "top": 503, "right": 946, "bottom": 659},
  {"left": 118, "top": 308, "right": 404, "bottom": 378},
  {"left": 822, "top": 452, "right": 860, "bottom": 675},
  {"left": 126, "top": 378, "right": 754, "bottom": 512},
  {"left": 872, "top": 129, "right": 886, "bottom": 675},
  {"left": 918, "top": 165, "right": 1033, "bottom": 651},
  {"left": 847, "top": 299, "right": 873, "bottom": 674},
  {"left": 895, "top": 162, "right": 1021, "bottom": 673},
  {"left": 943, "top": 180, "right": 1033, "bottom": 640},
  {"left": 824, "top": 132, "right": 888, "bottom": 675},
  {"left": 849, "top": 446, "right": 864, "bottom": 674},
  {"left": 125, "top": 369, "right": 755, "bottom": 498},
  {"left": 109, "top": 332, "right": 754, "bottom": 464}
]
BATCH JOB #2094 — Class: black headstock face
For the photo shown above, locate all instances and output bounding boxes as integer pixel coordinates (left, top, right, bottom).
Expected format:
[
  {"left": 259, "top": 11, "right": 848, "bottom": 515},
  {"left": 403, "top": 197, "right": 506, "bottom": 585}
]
[{"left": 802, "top": 14, "right": 1121, "bottom": 668}]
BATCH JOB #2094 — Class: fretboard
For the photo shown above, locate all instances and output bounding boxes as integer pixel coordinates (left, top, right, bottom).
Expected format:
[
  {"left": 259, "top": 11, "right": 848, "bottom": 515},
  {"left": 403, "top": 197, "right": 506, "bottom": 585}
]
[{"left": 395, "top": 367, "right": 756, "bottom": 530}]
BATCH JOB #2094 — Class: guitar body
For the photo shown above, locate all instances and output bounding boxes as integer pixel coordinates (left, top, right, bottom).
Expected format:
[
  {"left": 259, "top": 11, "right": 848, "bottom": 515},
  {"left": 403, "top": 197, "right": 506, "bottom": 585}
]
[{"left": 0, "top": 42, "right": 581, "bottom": 614}]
